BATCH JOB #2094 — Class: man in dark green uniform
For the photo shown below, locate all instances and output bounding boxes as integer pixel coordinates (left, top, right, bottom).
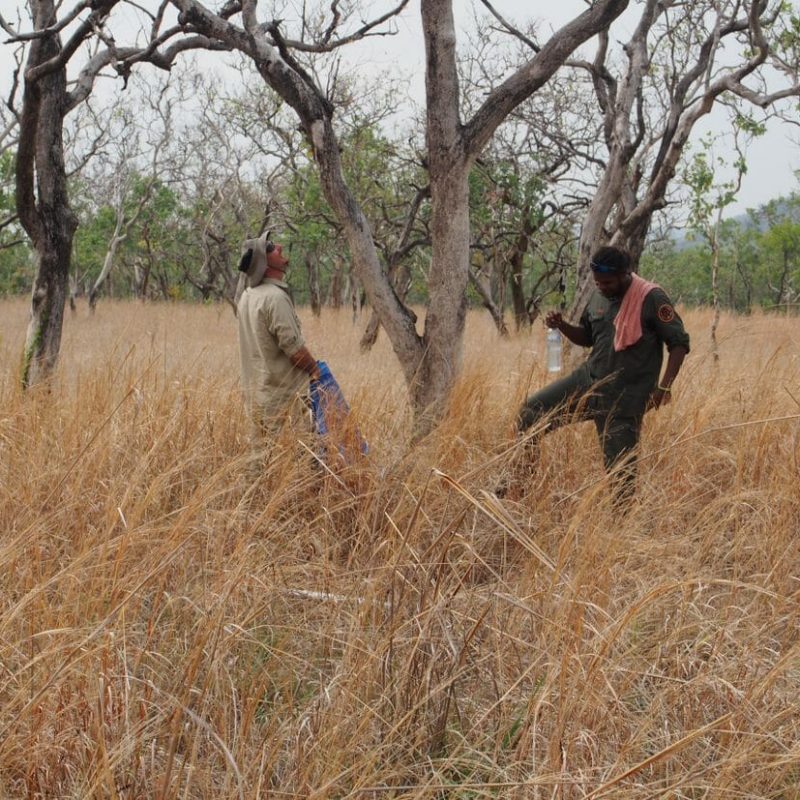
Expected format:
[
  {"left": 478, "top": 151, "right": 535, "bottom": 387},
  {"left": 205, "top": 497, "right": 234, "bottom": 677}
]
[{"left": 515, "top": 245, "right": 690, "bottom": 499}]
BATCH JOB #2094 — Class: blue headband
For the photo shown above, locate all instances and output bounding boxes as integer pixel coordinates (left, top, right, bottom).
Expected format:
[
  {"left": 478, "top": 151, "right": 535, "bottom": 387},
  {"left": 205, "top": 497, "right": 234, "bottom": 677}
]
[{"left": 590, "top": 260, "right": 621, "bottom": 274}]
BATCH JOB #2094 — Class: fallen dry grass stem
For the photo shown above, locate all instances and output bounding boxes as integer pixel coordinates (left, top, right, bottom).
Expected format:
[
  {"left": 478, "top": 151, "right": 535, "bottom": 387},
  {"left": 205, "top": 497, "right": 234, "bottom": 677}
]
[
  {"left": 298, "top": 440, "right": 352, "bottom": 493},
  {"left": 585, "top": 712, "right": 734, "bottom": 798},
  {"left": 433, "top": 468, "right": 555, "bottom": 572}
]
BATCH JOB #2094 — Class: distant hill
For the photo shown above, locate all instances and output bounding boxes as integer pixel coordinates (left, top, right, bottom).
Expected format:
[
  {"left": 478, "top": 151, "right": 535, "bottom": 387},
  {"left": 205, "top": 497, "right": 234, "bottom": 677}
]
[
  {"left": 738, "top": 196, "right": 800, "bottom": 230},
  {"left": 667, "top": 194, "right": 800, "bottom": 249}
]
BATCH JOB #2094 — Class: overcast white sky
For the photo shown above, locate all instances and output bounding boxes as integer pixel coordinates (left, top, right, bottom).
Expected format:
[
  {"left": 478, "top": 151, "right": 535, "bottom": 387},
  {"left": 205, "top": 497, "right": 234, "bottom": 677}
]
[{"left": 2, "top": 0, "right": 798, "bottom": 216}]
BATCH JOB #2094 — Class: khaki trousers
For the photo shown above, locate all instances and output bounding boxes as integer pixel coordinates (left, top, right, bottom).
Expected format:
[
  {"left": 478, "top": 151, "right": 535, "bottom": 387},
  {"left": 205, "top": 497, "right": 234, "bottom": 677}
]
[{"left": 245, "top": 393, "right": 312, "bottom": 474}]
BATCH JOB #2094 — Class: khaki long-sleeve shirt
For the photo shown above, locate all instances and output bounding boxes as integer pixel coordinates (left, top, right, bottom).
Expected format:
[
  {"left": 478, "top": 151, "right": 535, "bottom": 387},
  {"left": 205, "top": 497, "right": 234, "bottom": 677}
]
[{"left": 237, "top": 278, "right": 309, "bottom": 418}]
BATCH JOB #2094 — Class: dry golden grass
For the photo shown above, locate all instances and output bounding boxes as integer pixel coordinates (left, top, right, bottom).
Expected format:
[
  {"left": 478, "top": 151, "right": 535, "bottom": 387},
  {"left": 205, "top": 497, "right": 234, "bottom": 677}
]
[{"left": 0, "top": 297, "right": 798, "bottom": 799}]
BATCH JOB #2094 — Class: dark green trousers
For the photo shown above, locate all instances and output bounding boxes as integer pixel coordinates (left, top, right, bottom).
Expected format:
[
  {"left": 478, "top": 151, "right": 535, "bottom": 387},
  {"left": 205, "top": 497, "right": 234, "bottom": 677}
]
[{"left": 517, "top": 366, "right": 641, "bottom": 494}]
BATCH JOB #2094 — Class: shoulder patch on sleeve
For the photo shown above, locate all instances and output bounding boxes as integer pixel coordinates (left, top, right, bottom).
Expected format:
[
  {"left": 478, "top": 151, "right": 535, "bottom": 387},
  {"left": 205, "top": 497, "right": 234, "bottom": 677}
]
[{"left": 657, "top": 304, "right": 675, "bottom": 323}]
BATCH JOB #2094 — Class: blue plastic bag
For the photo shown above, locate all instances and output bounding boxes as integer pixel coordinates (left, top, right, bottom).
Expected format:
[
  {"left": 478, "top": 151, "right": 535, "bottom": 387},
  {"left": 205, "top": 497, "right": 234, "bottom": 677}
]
[{"left": 309, "top": 361, "right": 368, "bottom": 462}]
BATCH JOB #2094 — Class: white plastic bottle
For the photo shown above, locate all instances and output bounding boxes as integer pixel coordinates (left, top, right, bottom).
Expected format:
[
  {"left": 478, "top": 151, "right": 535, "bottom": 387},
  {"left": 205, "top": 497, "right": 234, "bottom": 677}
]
[{"left": 546, "top": 327, "right": 562, "bottom": 373}]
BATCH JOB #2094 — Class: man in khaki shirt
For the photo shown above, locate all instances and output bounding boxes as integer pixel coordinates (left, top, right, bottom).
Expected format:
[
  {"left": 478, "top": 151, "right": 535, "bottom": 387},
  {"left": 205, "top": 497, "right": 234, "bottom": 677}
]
[{"left": 237, "top": 231, "right": 320, "bottom": 437}]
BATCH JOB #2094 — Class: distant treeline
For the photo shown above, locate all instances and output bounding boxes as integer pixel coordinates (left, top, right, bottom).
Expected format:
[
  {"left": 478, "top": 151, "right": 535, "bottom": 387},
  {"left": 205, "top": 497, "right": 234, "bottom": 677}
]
[{"left": 1, "top": 139, "right": 797, "bottom": 318}]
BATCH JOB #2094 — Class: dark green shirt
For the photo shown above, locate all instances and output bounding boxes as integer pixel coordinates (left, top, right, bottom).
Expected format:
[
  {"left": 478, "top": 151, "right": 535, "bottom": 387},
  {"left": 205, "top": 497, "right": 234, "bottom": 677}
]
[{"left": 579, "top": 287, "right": 690, "bottom": 416}]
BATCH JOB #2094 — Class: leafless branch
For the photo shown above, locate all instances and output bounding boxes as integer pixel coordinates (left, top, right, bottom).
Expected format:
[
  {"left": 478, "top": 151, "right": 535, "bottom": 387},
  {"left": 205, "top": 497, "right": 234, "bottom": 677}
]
[
  {"left": 3, "top": 2, "right": 92, "bottom": 42},
  {"left": 321, "top": 0, "right": 342, "bottom": 45},
  {"left": 279, "top": 0, "right": 411, "bottom": 53},
  {"left": 392, "top": 185, "right": 430, "bottom": 261},
  {"left": 0, "top": 13, "right": 19, "bottom": 38},
  {"left": 477, "top": 0, "right": 539, "bottom": 52},
  {"left": 0, "top": 213, "right": 21, "bottom": 235}
]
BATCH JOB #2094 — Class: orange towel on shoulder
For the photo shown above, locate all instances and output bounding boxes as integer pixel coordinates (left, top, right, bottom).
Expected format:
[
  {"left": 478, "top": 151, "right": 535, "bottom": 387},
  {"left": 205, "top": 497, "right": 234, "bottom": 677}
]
[{"left": 614, "top": 273, "right": 660, "bottom": 351}]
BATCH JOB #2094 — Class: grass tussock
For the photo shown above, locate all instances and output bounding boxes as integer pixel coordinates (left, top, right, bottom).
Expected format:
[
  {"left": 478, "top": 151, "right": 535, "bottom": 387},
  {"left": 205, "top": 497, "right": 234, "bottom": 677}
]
[{"left": 0, "top": 297, "right": 798, "bottom": 799}]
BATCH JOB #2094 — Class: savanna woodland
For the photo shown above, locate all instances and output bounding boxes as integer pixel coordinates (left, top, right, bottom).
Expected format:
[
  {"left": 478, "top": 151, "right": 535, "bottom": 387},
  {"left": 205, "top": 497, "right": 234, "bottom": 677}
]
[{"left": 1, "top": 0, "right": 800, "bottom": 797}]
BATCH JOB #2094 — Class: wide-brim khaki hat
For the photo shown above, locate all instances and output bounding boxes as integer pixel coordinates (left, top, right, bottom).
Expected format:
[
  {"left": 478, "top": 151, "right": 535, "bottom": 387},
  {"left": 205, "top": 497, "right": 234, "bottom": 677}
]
[{"left": 239, "top": 230, "right": 271, "bottom": 288}]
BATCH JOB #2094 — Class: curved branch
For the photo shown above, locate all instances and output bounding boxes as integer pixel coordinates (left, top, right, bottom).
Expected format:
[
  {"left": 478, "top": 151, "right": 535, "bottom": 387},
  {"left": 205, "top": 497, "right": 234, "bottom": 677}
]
[
  {"left": 477, "top": 0, "right": 539, "bottom": 52},
  {"left": 462, "top": 0, "right": 630, "bottom": 160},
  {"left": 15, "top": 78, "right": 40, "bottom": 243},
  {"left": 66, "top": 35, "right": 229, "bottom": 110},
  {"left": 3, "top": 1, "right": 91, "bottom": 43},
  {"left": 280, "top": 0, "right": 410, "bottom": 53},
  {"left": 25, "top": 0, "right": 120, "bottom": 83}
]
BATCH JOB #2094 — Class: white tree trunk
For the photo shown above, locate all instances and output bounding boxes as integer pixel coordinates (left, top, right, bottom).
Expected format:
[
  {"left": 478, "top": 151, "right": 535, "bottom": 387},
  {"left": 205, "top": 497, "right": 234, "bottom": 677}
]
[{"left": 88, "top": 213, "right": 125, "bottom": 311}]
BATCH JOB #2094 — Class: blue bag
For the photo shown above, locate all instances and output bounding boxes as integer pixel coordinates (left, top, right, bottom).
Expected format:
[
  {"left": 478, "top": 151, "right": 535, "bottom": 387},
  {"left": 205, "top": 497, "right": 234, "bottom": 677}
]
[{"left": 309, "top": 361, "right": 368, "bottom": 462}]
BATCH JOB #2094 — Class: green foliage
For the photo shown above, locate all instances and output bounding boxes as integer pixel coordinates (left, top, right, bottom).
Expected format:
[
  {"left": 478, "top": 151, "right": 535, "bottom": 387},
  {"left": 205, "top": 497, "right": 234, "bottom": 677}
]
[
  {"left": 0, "top": 246, "right": 33, "bottom": 295},
  {"left": 733, "top": 113, "right": 767, "bottom": 138},
  {"left": 683, "top": 137, "right": 742, "bottom": 233},
  {"left": 0, "top": 150, "right": 33, "bottom": 295},
  {"left": 70, "top": 173, "right": 205, "bottom": 301},
  {"left": 644, "top": 192, "right": 800, "bottom": 311},
  {"left": 282, "top": 121, "right": 428, "bottom": 306},
  {"left": 776, "top": 9, "right": 800, "bottom": 55},
  {"left": 0, "top": 150, "right": 14, "bottom": 212},
  {"left": 72, "top": 202, "right": 117, "bottom": 277}
]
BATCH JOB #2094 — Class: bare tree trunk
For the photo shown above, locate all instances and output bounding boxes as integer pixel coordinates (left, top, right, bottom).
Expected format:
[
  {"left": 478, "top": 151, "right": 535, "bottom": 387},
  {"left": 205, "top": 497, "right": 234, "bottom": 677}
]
[
  {"left": 775, "top": 248, "right": 790, "bottom": 308},
  {"left": 328, "top": 259, "right": 343, "bottom": 309},
  {"left": 410, "top": 170, "right": 470, "bottom": 430},
  {"left": 156, "top": 270, "right": 170, "bottom": 300},
  {"left": 510, "top": 269, "right": 527, "bottom": 330},
  {"left": 305, "top": 253, "right": 321, "bottom": 316},
  {"left": 410, "top": 0, "right": 471, "bottom": 431},
  {"left": 469, "top": 268, "right": 508, "bottom": 337},
  {"left": 506, "top": 210, "right": 537, "bottom": 330},
  {"left": 350, "top": 276, "right": 359, "bottom": 325},
  {"left": 68, "top": 274, "right": 78, "bottom": 315},
  {"left": 17, "top": 5, "right": 78, "bottom": 388},
  {"left": 89, "top": 222, "right": 124, "bottom": 312},
  {"left": 710, "top": 236, "right": 721, "bottom": 363},
  {"left": 24, "top": 242, "right": 72, "bottom": 387},
  {"left": 134, "top": 259, "right": 151, "bottom": 300},
  {"left": 735, "top": 253, "right": 752, "bottom": 313}
]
